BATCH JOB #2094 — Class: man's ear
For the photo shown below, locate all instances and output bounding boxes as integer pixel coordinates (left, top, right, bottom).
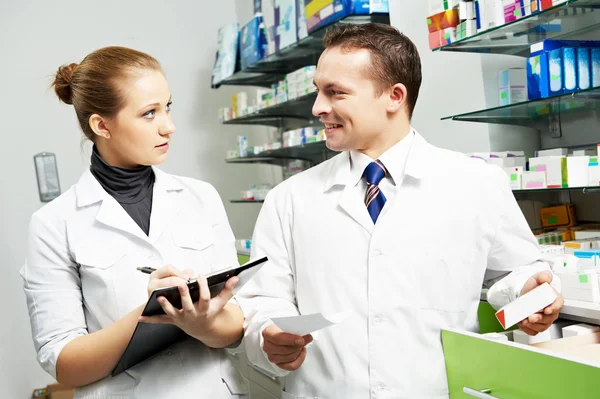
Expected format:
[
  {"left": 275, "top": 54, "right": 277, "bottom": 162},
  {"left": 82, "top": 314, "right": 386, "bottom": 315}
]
[{"left": 386, "top": 83, "right": 408, "bottom": 114}]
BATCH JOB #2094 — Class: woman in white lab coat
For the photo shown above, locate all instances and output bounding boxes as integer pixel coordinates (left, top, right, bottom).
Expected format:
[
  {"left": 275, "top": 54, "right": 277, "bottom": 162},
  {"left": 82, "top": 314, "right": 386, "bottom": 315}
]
[{"left": 21, "top": 46, "right": 246, "bottom": 398}]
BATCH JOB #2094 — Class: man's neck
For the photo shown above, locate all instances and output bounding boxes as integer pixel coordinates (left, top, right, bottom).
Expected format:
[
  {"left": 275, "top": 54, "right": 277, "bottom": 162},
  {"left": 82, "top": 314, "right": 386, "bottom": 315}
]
[{"left": 359, "top": 122, "right": 412, "bottom": 160}]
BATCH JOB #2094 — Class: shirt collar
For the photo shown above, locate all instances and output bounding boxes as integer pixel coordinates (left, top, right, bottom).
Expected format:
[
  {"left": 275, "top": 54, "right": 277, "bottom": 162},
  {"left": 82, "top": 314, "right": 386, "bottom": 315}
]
[{"left": 348, "top": 128, "right": 415, "bottom": 188}]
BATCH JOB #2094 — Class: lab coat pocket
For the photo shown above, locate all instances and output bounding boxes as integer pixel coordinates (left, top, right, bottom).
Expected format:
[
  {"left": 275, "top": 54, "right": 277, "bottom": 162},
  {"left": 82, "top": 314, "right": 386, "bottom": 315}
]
[
  {"left": 172, "top": 223, "right": 215, "bottom": 250},
  {"left": 75, "top": 240, "right": 129, "bottom": 270},
  {"left": 221, "top": 354, "right": 249, "bottom": 395},
  {"left": 171, "top": 223, "right": 215, "bottom": 273}
]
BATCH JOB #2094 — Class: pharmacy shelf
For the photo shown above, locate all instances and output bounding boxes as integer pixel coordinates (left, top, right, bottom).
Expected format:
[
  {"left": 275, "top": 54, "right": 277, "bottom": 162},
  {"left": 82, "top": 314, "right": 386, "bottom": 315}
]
[
  {"left": 481, "top": 290, "right": 600, "bottom": 324},
  {"left": 442, "top": 86, "right": 600, "bottom": 127},
  {"left": 225, "top": 140, "right": 337, "bottom": 166},
  {"left": 212, "top": 13, "right": 391, "bottom": 88},
  {"left": 433, "top": 0, "right": 600, "bottom": 57},
  {"left": 222, "top": 92, "right": 318, "bottom": 130},
  {"left": 230, "top": 200, "right": 265, "bottom": 204},
  {"left": 561, "top": 299, "right": 600, "bottom": 324},
  {"left": 513, "top": 186, "right": 600, "bottom": 194}
]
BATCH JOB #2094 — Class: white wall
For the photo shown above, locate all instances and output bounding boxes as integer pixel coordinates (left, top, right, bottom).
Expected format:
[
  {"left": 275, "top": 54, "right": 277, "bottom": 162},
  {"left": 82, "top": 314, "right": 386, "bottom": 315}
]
[
  {"left": 0, "top": 1, "right": 265, "bottom": 397},
  {"left": 389, "top": 1, "right": 491, "bottom": 153}
]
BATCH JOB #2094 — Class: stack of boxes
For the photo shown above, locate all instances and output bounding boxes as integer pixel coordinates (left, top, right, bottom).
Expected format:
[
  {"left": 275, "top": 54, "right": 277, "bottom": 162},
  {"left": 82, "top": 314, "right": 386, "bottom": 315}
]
[
  {"left": 286, "top": 66, "right": 317, "bottom": 100},
  {"left": 426, "top": 0, "right": 582, "bottom": 50},
  {"left": 217, "top": 66, "right": 316, "bottom": 122},
  {"left": 457, "top": 1, "right": 477, "bottom": 40},
  {"left": 304, "top": 0, "right": 389, "bottom": 34},
  {"left": 427, "top": 7, "right": 459, "bottom": 49},
  {"left": 470, "top": 145, "right": 600, "bottom": 191},
  {"left": 527, "top": 40, "right": 600, "bottom": 100}
]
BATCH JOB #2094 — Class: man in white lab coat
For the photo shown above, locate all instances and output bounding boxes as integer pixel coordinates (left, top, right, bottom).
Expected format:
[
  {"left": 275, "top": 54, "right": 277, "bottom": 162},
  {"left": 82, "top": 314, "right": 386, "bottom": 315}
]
[{"left": 236, "top": 23, "right": 564, "bottom": 398}]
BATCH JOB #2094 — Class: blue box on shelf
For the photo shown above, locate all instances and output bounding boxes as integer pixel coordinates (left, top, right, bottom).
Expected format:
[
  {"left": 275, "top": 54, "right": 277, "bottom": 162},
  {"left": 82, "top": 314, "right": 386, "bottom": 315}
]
[
  {"left": 531, "top": 40, "right": 600, "bottom": 57},
  {"left": 240, "top": 15, "right": 269, "bottom": 70},
  {"left": 548, "top": 48, "right": 563, "bottom": 96},
  {"left": 563, "top": 48, "right": 577, "bottom": 93},
  {"left": 527, "top": 53, "right": 550, "bottom": 100},
  {"left": 305, "top": 0, "right": 389, "bottom": 33},
  {"left": 593, "top": 49, "right": 600, "bottom": 88},
  {"left": 577, "top": 48, "right": 591, "bottom": 91}
]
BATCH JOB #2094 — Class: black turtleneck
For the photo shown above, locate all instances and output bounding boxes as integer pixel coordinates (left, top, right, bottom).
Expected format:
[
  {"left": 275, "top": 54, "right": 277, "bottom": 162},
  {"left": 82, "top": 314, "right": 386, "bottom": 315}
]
[{"left": 90, "top": 145, "right": 155, "bottom": 235}]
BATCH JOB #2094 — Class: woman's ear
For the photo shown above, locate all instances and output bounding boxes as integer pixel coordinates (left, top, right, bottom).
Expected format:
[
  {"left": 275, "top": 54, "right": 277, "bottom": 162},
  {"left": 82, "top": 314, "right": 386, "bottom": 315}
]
[{"left": 89, "top": 114, "right": 111, "bottom": 139}]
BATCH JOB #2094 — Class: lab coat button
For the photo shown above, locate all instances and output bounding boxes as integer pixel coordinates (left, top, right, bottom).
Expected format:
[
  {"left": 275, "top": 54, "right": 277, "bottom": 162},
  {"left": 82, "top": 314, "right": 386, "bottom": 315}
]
[
  {"left": 373, "top": 249, "right": 383, "bottom": 256},
  {"left": 373, "top": 316, "right": 384, "bottom": 325}
]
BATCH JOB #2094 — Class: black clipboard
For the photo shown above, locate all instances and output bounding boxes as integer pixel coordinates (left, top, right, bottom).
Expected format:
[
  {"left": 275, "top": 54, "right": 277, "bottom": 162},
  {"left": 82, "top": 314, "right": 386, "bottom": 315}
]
[{"left": 111, "top": 256, "right": 268, "bottom": 376}]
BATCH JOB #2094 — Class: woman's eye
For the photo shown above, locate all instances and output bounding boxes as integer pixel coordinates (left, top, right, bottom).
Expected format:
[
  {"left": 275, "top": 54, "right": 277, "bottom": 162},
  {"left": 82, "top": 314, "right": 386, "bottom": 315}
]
[{"left": 143, "top": 110, "right": 155, "bottom": 119}]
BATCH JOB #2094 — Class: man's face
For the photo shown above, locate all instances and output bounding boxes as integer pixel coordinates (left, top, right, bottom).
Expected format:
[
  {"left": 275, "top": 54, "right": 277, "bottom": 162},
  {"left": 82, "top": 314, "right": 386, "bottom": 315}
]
[{"left": 312, "top": 46, "right": 391, "bottom": 153}]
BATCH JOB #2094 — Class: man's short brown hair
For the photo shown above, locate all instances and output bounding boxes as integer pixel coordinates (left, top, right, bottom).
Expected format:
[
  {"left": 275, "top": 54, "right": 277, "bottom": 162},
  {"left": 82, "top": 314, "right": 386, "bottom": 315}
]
[{"left": 323, "top": 23, "right": 422, "bottom": 119}]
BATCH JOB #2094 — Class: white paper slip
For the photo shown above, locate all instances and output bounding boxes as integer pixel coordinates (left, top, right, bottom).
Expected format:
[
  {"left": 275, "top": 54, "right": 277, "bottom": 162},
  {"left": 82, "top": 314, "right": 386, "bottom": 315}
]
[{"left": 271, "top": 312, "right": 352, "bottom": 336}]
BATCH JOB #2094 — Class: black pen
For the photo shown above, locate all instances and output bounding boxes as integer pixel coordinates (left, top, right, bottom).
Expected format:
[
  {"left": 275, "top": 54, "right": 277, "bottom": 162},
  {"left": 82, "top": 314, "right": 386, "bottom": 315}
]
[{"left": 137, "top": 266, "right": 156, "bottom": 274}]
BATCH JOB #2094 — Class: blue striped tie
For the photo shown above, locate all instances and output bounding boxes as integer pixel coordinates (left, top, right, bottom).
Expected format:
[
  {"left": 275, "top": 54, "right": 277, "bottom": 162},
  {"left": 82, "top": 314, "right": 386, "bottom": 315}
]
[{"left": 364, "top": 160, "right": 387, "bottom": 223}]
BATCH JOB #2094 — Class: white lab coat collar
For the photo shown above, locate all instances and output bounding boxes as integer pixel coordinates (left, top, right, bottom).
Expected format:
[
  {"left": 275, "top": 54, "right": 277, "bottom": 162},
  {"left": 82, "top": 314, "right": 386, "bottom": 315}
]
[
  {"left": 75, "top": 166, "right": 184, "bottom": 207},
  {"left": 323, "top": 129, "right": 432, "bottom": 192},
  {"left": 74, "top": 166, "right": 184, "bottom": 242}
]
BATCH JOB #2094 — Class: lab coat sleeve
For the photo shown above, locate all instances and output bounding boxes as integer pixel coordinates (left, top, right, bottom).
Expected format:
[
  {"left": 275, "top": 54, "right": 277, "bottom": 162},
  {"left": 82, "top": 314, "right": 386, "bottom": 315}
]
[
  {"left": 235, "top": 189, "right": 299, "bottom": 378},
  {"left": 484, "top": 167, "right": 561, "bottom": 310},
  {"left": 20, "top": 212, "right": 87, "bottom": 379}
]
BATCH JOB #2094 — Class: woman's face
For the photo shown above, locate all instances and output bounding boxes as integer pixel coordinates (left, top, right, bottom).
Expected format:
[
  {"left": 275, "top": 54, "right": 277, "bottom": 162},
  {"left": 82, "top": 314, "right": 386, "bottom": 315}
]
[{"left": 97, "top": 69, "right": 176, "bottom": 168}]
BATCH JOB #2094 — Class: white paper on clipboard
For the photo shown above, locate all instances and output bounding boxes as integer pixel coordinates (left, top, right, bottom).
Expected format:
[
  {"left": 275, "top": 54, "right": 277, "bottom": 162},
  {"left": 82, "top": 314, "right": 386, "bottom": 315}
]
[{"left": 34, "top": 152, "right": 61, "bottom": 202}]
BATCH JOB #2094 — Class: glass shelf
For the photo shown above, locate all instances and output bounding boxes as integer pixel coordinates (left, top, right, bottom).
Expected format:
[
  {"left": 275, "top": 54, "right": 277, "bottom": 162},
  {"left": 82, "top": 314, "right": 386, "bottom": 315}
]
[
  {"left": 225, "top": 140, "right": 337, "bottom": 166},
  {"left": 514, "top": 186, "right": 600, "bottom": 194},
  {"left": 442, "top": 86, "right": 600, "bottom": 126},
  {"left": 212, "top": 14, "right": 390, "bottom": 88},
  {"left": 230, "top": 199, "right": 265, "bottom": 203},
  {"left": 433, "top": 0, "right": 600, "bottom": 57},
  {"left": 222, "top": 92, "right": 318, "bottom": 129}
]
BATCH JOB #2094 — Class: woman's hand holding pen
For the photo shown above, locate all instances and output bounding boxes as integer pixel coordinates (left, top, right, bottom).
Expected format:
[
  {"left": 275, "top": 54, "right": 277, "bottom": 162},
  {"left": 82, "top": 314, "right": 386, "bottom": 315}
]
[
  {"left": 139, "top": 265, "right": 240, "bottom": 344},
  {"left": 144, "top": 265, "right": 194, "bottom": 298}
]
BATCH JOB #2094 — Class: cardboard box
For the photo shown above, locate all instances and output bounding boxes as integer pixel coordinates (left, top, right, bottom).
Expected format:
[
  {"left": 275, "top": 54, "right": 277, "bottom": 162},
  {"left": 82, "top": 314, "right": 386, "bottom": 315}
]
[
  {"left": 499, "top": 69, "right": 527, "bottom": 106},
  {"left": 540, "top": 205, "right": 577, "bottom": 228},
  {"left": 428, "top": 27, "right": 457, "bottom": 49},
  {"left": 592, "top": 48, "right": 600, "bottom": 88},
  {"left": 513, "top": 320, "right": 574, "bottom": 345},
  {"left": 567, "top": 156, "right": 590, "bottom": 188},
  {"left": 527, "top": 53, "right": 550, "bottom": 100},
  {"left": 555, "top": 269, "right": 600, "bottom": 302},
  {"left": 563, "top": 323, "right": 600, "bottom": 338},
  {"left": 427, "top": 9, "right": 460, "bottom": 33},
  {"left": 535, "top": 148, "right": 569, "bottom": 157},
  {"left": 529, "top": 156, "right": 567, "bottom": 188},
  {"left": 273, "top": 0, "right": 298, "bottom": 52},
  {"left": 495, "top": 282, "right": 557, "bottom": 330},
  {"left": 563, "top": 239, "right": 599, "bottom": 255},
  {"left": 522, "top": 171, "right": 547, "bottom": 190},
  {"left": 504, "top": 166, "right": 523, "bottom": 190},
  {"left": 532, "top": 332, "right": 600, "bottom": 363}
]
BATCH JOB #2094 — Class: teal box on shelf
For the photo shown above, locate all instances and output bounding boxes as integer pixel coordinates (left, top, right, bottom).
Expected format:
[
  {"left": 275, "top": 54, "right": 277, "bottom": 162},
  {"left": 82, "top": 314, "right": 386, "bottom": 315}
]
[
  {"left": 527, "top": 53, "right": 550, "bottom": 100},
  {"left": 305, "top": 0, "right": 389, "bottom": 33},
  {"left": 240, "top": 15, "right": 269, "bottom": 70}
]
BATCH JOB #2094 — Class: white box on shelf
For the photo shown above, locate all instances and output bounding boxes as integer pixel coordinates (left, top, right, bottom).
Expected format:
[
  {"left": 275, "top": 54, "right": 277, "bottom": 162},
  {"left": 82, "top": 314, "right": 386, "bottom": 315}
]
[
  {"left": 567, "top": 156, "right": 590, "bottom": 188},
  {"left": 522, "top": 171, "right": 547, "bottom": 190},
  {"left": 555, "top": 269, "right": 600, "bottom": 303}
]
